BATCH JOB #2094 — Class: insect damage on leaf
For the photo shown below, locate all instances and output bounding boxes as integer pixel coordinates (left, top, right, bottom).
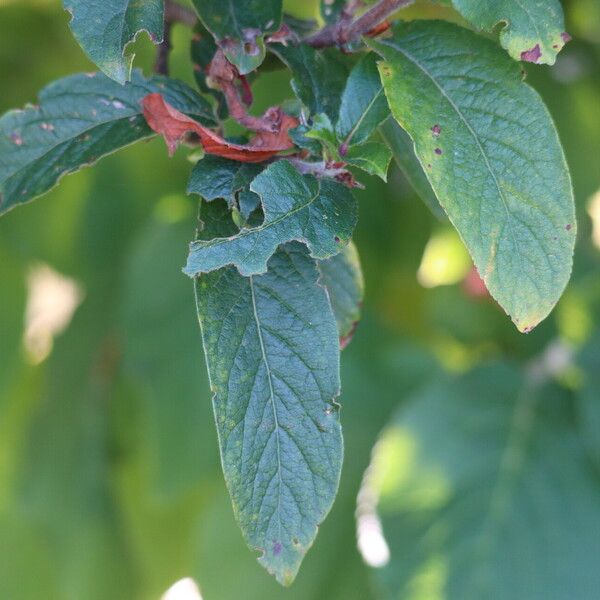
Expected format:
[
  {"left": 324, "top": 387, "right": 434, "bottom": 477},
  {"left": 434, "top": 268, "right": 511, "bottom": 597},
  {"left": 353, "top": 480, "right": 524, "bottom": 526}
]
[{"left": 141, "top": 93, "right": 298, "bottom": 162}]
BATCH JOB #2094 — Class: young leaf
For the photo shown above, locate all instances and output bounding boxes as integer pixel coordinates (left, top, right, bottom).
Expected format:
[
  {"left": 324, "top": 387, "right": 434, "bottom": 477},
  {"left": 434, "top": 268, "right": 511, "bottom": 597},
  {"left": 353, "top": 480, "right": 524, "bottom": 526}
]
[
  {"left": 195, "top": 233, "right": 343, "bottom": 586},
  {"left": 0, "top": 71, "right": 213, "bottom": 216},
  {"left": 451, "top": 0, "right": 569, "bottom": 65},
  {"left": 318, "top": 241, "right": 364, "bottom": 349},
  {"left": 369, "top": 21, "right": 576, "bottom": 332},
  {"left": 345, "top": 141, "right": 392, "bottom": 181},
  {"left": 271, "top": 44, "right": 350, "bottom": 121},
  {"left": 336, "top": 53, "right": 390, "bottom": 147},
  {"left": 362, "top": 364, "right": 600, "bottom": 598},
  {"left": 187, "top": 155, "right": 263, "bottom": 203},
  {"left": 190, "top": 0, "right": 282, "bottom": 74},
  {"left": 184, "top": 160, "right": 358, "bottom": 277},
  {"left": 379, "top": 119, "right": 447, "bottom": 220},
  {"left": 142, "top": 94, "right": 297, "bottom": 162},
  {"left": 63, "top": 0, "right": 164, "bottom": 84}
]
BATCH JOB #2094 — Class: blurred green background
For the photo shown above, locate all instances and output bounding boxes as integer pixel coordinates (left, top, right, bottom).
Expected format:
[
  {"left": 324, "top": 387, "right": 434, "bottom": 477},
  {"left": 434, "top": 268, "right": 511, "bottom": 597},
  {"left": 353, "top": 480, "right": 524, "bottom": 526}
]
[{"left": 0, "top": 1, "right": 599, "bottom": 599}]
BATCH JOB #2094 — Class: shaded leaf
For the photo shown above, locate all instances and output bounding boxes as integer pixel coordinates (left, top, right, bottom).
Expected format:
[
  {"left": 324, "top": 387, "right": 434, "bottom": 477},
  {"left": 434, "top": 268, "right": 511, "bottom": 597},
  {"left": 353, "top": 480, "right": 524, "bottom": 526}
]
[
  {"left": 142, "top": 93, "right": 297, "bottom": 162},
  {"left": 63, "top": 0, "right": 164, "bottom": 84},
  {"left": 191, "top": 0, "right": 282, "bottom": 74},
  {"left": 185, "top": 160, "right": 358, "bottom": 277},
  {"left": 318, "top": 241, "right": 364, "bottom": 348},
  {"left": 451, "top": 0, "right": 568, "bottom": 65},
  {"left": 195, "top": 233, "right": 343, "bottom": 585},
  {"left": 336, "top": 53, "right": 390, "bottom": 146},
  {"left": 0, "top": 71, "right": 213, "bottom": 216},
  {"left": 345, "top": 141, "right": 392, "bottom": 181},
  {"left": 362, "top": 364, "right": 600, "bottom": 599},
  {"left": 369, "top": 21, "right": 575, "bottom": 332},
  {"left": 271, "top": 44, "right": 351, "bottom": 121},
  {"left": 187, "top": 155, "right": 263, "bottom": 203},
  {"left": 379, "top": 118, "right": 447, "bottom": 220},
  {"left": 576, "top": 333, "right": 600, "bottom": 468}
]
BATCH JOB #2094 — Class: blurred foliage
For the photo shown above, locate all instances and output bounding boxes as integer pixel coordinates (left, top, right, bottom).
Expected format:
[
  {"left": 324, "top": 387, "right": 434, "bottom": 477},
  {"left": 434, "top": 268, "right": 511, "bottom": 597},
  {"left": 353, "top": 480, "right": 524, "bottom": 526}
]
[{"left": 0, "top": 1, "right": 599, "bottom": 599}]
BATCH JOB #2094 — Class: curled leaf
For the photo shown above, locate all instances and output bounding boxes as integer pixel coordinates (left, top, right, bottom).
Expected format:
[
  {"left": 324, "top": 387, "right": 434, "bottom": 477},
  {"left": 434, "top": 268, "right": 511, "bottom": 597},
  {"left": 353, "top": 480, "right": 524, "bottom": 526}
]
[{"left": 141, "top": 93, "right": 298, "bottom": 163}]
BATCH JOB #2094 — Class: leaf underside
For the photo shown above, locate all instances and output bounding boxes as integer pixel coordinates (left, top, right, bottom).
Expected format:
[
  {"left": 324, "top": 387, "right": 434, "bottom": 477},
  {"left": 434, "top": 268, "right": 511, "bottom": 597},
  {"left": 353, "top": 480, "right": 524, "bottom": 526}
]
[{"left": 369, "top": 21, "right": 575, "bottom": 332}]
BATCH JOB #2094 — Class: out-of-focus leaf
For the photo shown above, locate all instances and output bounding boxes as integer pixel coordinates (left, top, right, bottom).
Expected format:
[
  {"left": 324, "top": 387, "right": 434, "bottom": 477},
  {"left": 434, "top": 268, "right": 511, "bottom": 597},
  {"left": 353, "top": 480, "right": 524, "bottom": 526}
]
[
  {"left": 337, "top": 53, "right": 390, "bottom": 146},
  {"left": 379, "top": 118, "right": 447, "bottom": 220},
  {"left": 63, "top": 0, "right": 164, "bottom": 83},
  {"left": 363, "top": 363, "right": 600, "bottom": 599},
  {"left": 318, "top": 241, "right": 364, "bottom": 348},
  {"left": 320, "top": 0, "right": 346, "bottom": 24},
  {"left": 196, "top": 227, "right": 343, "bottom": 585},
  {"left": 190, "top": 0, "right": 282, "bottom": 74},
  {"left": 187, "top": 155, "right": 263, "bottom": 203},
  {"left": 576, "top": 333, "right": 600, "bottom": 468},
  {"left": 369, "top": 21, "right": 575, "bottom": 332},
  {"left": 451, "top": 0, "right": 568, "bottom": 65},
  {"left": 185, "top": 160, "right": 358, "bottom": 277},
  {"left": 271, "top": 44, "right": 350, "bottom": 121},
  {"left": 0, "top": 71, "right": 213, "bottom": 216}
]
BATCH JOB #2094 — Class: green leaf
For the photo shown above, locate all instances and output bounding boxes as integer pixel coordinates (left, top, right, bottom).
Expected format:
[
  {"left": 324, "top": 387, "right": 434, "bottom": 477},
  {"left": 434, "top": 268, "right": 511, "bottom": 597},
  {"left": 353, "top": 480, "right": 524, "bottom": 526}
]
[
  {"left": 451, "top": 0, "right": 568, "bottom": 65},
  {"left": 271, "top": 44, "right": 350, "bottom": 122},
  {"left": 184, "top": 160, "right": 358, "bottom": 277},
  {"left": 63, "top": 0, "right": 164, "bottom": 84},
  {"left": 368, "top": 21, "right": 575, "bottom": 332},
  {"left": 195, "top": 233, "right": 343, "bottom": 585},
  {"left": 318, "top": 241, "right": 364, "bottom": 346},
  {"left": 379, "top": 118, "right": 447, "bottom": 220},
  {"left": 191, "top": 0, "right": 282, "bottom": 74},
  {"left": 336, "top": 53, "right": 390, "bottom": 147},
  {"left": 362, "top": 364, "right": 600, "bottom": 599},
  {"left": 320, "top": 0, "right": 347, "bottom": 24},
  {"left": 187, "top": 155, "right": 263, "bottom": 203},
  {"left": 0, "top": 71, "right": 214, "bottom": 216},
  {"left": 345, "top": 141, "right": 392, "bottom": 181},
  {"left": 576, "top": 333, "right": 600, "bottom": 468}
]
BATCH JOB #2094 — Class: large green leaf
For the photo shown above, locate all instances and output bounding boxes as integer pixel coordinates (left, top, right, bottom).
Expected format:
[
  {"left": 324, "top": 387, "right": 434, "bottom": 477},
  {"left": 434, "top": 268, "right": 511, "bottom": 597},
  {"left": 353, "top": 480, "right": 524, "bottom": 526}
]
[
  {"left": 0, "top": 71, "right": 214, "bottom": 216},
  {"left": 271, "top": 44, "right": 350, "bottom": 122},
  {"left": 336, "top": 53, "right": 390, "bottom": 147},
  {"left": 451, "top": 0, "right": 568, "bottom": 65},
  {"left": 363, "top": 364, "right": 600, "bottom": 599},
  {"left": 184, "top": 160, "right": 358, "bottom": 277},
  {"left": 63, "top": 0, "right": 164, "bottom": 83},
  {"left": 369, "top": 21, "right": 575, "bottom": 332},
  {"left": 191, "top": 0, "right": 282, "bottom": 74},
  {"left": 318, "top": 241, "right": 364, "bottom": 346},
  {"left": 195, "top": 230, "right": 343, "bottom": 585},
  {"left": 379, "top": 119, "right": 447, "bottom": 221}
]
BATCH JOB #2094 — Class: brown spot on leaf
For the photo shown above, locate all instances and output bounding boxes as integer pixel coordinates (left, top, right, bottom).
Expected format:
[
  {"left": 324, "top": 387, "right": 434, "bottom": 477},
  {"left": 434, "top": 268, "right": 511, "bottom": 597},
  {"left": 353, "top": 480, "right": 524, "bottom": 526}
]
[
  {"left": 521, "top": 44, "right": 542, "bottom": 63},
  {"left": 566, "top": 223, "right": 572, "bottom": 231},
  {"left": 10, "top": 133, "right": 23, "bottom": 146},
  {"left": 434, "top": 147, "right": 442, "bottom": 155},
  {"left": 522, "top": 325, "right": 534, "bottom": 334},
  {"left": 431, "top": 124, "right": 441, "bottom": 136},
  {"left": 561, "top": 32, "right": 572, "bottom": 43},
  {"left": 273, "top": 542, "right": 282, "bottom": 556}
]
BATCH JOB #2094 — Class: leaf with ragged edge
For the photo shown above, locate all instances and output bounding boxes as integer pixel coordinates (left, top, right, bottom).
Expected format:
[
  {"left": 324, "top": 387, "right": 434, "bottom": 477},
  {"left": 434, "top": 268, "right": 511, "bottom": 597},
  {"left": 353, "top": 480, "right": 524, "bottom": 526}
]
[
  {"left": 345, "top": 141, "right": 392, "bottom": 181},
  {"left": 451, "top": 0, "right": 569, "bottom": 65},
  {"left": 142, "top": 94, "right": 298, "bottom": 162},
  {"left": 271, "top": 44, "right": 351, "bottom": 122},
  {"left": 184, "top": 160, "right": 358, "bottom": 277},
  {"left": 187, "top": 155, "right": 263, "bottom": 203},
  {"left": 0, "top": 71, "right": 214, "bottom": 216},
  {"left": 190, "top": 0, "right": 282, "bottom": 74},
  {"left": 379, "top": 118, "right": 447, "bottom": 220},
  {"left": 318, "top": 241, "right": 364, "bottom": 349},
  {"left": 336, "top": 53, "right": 390, "bottom": 147},
  {"left": 369, "top": 21, "right": 575, "bottom": 332},
  {"left": 63, "top": 0, "right": 163, "bottom": 84},
  {"left": 361, "top": 364, "right": 600, "bottom": 599},
  {"left": 195, "top": 204, "right": 343, "bottom": 584}
]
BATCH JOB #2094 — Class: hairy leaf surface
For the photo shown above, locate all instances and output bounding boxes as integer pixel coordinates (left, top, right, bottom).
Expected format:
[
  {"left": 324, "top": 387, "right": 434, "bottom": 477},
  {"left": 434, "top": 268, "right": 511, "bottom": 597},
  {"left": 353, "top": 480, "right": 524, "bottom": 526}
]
[
  {"left": 0, "top": 71, "right": 213, "bottom": 216},
  {"left": 363, "top": 364, "right": 600, "bottom": 599},
  {"left": 196, "top": 234, "right": 343, "bottom": 585},
  {"left": 185, "top": 160, "right": 358, "bottom": 277},
  {"left": 337, "top": 53, "right": 390, "bottom": 146},
  {"left": 318, "top": 241, "right": 364, "bottom": 348},
  {"left": 451, "top": 0, "right": 568, "bottom": 65},
  {"left": 191, "top": 0, "right": 282, "bottom": 74},
  {"left": 63, "top": 0, "right": 164, "bottom": 83},
  {"left": 369, "top": 21, "right": 575, "bottom": 332}
]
